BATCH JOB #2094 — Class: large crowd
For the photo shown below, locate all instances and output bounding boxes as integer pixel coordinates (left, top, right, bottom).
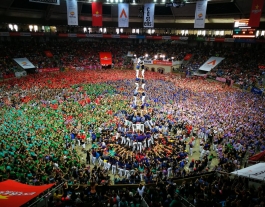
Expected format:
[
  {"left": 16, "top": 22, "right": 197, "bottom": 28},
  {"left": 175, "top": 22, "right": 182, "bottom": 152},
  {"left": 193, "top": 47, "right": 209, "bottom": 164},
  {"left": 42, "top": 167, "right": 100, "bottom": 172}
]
[
  {"left": 0, "top": 39, "right": 265, "bottom": 207},
  {"left": 1, "top": 40, "right": 264, "bottom": 89},
  {"left": 47, "top": 172, "right": 265, "bottom": 207}
]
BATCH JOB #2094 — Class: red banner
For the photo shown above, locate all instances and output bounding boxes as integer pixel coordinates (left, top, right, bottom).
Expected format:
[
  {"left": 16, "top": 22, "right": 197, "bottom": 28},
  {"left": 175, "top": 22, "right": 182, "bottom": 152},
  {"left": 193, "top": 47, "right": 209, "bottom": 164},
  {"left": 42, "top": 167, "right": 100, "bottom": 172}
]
[
  {"left": 99, "top": 52, "right": 112, "bottom": 65},
  {"left": 92, "top": 2, "right": 102, "bottom": 27},
  {"left": 44, "top": 51, "right": 53, "bottom": 58},
  {"left": 183, "top": 54, "right": 192, "bottom": 61},
  {"left": 153, "top": 60, "right": 172, "bottom": 66},
  {"left": 248, "top": 0, "right": 264, "bottom": 27},
  {"left": 258, "top": 65, "right": 265, "bottom": 70},
  {"left": 0, "top": 180, "right": 54, "bottom": 207},
  {"left": 38, "top": 68, "right": 60, "bottom": 73}
]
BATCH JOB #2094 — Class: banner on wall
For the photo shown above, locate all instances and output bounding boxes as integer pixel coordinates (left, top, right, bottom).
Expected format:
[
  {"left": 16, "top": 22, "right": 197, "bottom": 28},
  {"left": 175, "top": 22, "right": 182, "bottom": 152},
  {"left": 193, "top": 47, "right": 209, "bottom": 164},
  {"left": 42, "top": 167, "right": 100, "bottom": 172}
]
[
  {"left": 153, "top": 60, "right": 172, "bottom": 66},
  {"left": 15, "top": 71, "right": 27, "bottom": 78},
  {"left": 194, "top": 0, "right": 208, "bottom": 28},
  {"left": 143, "top": 3, "right": 155, "bottom": 28},
  {"left": 199, "top": 57, "right": 224, "bottom": 72},
  {"left": 29, "top": 0, "right": 60, "bottom": 5},
  {"left": 99, "top": 52, "right": 112, "bottom": 65},
  {"left": 248, "top": 0, "right": 264, "bottom": 27},
  {"left": 92, "top": 2, "right": 102, "bottom": 27},
  {"left": 38, "top": 68, "right": 60, "bottom": 73},
  {"left": 13, "top": 58, "right": 35, "bottom": 69},
  {"left": 118, "top": 3, "right": 129, "bottom": 27},
  {"left": 0, "top": 180, "right": 54, "bottom": 207},
  {"left": 66, "top": 0, "right": 78, "bottom": 26},
  {"left": 127, "top": 51, "right": 134, "bottom": 57}
]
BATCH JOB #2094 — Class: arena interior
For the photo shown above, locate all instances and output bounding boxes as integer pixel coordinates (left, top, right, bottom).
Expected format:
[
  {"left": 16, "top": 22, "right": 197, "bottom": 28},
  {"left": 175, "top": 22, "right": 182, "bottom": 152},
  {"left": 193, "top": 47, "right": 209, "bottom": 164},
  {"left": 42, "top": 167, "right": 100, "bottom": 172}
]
[{"left": 0, "top": 0, "right": 265, "bottom": 207}]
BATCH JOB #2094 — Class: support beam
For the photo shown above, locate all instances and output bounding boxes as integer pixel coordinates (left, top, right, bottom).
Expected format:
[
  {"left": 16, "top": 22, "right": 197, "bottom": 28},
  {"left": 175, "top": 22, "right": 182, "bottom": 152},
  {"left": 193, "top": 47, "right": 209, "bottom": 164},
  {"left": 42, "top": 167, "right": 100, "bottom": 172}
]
[
  {"left": 45, "top": 5, "right": 54, "bottom": 21},
  {"left": 234, "top": 0, "right": 245, "bottom": 18},
  {"left": 170, "top": 7, "right": 176, "bottom": 21}
]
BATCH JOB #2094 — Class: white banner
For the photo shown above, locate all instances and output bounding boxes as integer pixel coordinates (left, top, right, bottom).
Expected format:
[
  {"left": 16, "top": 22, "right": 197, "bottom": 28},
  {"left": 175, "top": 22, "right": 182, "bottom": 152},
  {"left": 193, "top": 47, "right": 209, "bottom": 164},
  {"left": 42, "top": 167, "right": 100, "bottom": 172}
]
[
  {"left": 199, "top": 56, "right": 224, "bottom": 72},
  {"left": 194, "top": 1, "right": 208, "bottom": 28},
  {"left": 15, "top": 71, "right": 27, "bottom": 78},
  {"left": 66, "top": 0, "right": 78, "bottom": 26},
  {"left": 143, "top": 3, "right": 155, "bottom": 28},
  {"left": 143, "top": 60, "right": 153, "bottom": 65},
  {"left": 127, "top": 51, "right": 134, "bottom": 57},
  {"left": 172, "top": 60, "right": 183, "bottom": 65},
  {"left": 118, "top": 3, "right": 129, "bottom": 27},
  {"left": 231, "top": 163, "right": 265, "bottom": 181},
  {"left": 29, "top": 0, "right": 60, "bottom": 5},
  {"left": 13, "top": 58, "right": 35, "bottom": 69}
]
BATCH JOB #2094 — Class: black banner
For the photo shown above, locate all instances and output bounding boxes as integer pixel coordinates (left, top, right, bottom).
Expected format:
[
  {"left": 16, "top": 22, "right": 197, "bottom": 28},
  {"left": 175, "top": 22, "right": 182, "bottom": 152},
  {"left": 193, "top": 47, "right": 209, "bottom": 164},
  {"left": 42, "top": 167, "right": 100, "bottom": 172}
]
[{"left": 29, "top": 0, "right": 60, "bottom": 5}]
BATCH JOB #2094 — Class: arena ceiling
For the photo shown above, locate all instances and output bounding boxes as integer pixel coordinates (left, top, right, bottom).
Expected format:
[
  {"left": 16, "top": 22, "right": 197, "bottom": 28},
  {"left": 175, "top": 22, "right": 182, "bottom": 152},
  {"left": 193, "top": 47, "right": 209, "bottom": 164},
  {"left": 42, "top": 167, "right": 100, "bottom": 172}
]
[{"left": 0, "top": 0, "right": 265, "bottom": 28}]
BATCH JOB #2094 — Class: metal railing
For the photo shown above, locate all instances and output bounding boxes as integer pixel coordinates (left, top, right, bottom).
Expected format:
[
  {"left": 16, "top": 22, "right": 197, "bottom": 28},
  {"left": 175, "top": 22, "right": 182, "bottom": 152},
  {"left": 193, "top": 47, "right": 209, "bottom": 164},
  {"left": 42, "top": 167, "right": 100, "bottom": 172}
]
[{"left": 27, "top": 181, "right": 65, "bottom": 207}]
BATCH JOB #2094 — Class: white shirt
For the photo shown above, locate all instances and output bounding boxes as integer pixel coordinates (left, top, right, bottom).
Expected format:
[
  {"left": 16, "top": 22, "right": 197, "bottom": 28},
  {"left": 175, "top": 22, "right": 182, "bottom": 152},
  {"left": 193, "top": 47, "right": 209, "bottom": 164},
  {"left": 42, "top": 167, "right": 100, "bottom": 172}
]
[{"left": 137, "top": 186, "right": 145, "bottom": 196}]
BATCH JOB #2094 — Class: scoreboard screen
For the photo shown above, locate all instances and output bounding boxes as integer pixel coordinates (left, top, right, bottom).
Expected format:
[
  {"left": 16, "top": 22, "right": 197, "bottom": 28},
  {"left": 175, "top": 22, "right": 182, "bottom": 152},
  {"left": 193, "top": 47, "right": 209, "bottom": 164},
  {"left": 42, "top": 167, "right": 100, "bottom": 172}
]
[
  {"left": 233, "top": 28, "right": 256, "bottom": 38},
  {"left": 233, "top": 19, "right": 255, "bottom": 38}
]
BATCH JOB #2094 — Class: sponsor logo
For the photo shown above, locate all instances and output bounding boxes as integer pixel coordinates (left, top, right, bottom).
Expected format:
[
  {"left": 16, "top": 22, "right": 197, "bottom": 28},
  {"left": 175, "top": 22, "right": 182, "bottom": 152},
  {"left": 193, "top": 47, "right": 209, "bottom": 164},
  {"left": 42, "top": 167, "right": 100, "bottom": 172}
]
[
  {"left": 252, "top": 4, "right": 261, "bottom": 14},
  {"left": 120, "top": 9, "right": 127, "bottom": 18},
  {"left": 207, "top": 60, "right": 216, "bottom": 66},
  {"left": 93, "top": 11, "right": 101, "bottom": 18},
  {"left": 0, "top": 191, "right": 36, "bottom": 199},
  {"left": 143, "top": 60, "right": 153, "bottom": 64},
  {"left": 162, "top": 36, "right": 171, "bottom": 40},
  {"left": 69, "top": 11, "right": 76, "bottom": 18},
  {"left": 21, "top": 62, "right": 29, "bottom": 66},
  {"left": 102, "top": 56, "right": 111, "bottom": 60}
]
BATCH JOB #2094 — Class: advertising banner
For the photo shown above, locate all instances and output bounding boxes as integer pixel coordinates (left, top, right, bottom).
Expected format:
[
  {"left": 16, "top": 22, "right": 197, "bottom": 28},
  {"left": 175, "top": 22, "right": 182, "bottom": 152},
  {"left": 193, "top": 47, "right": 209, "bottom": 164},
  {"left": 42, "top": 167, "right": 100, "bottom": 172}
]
[
  {"left": 118, "top": 3, "right": 129, "bottom": 27},
  {"left": 66, "top": 0, "right": 78, "bottom": 26},
  {"left": 248, "top": 0, "right": 264, "bottom": 27},
  {"left": 13, "top": 58, "right": 35, "bottom": 69},
  {"left": 0, "top": 180, "right": 54, "bottom": 207},
  {"left": 153, "top": 60, "right": 172, "bottom": 66},
  {"left": 143, "top": 60, "right": 153, "bottom": 64},
  {"left": 99, "top": 52, "right": 112, "bottom": 65},
  {"left": 194, "top": 0, "right": 208, "bottom": 28},
  {"left": 15, "top": 71, "right": 27, "bottom": 78},
  {"left": 29, "top": 0, "right": 60, "bottom": 5},
  {"left": 38, "top": 68, "right": 60, "bottom": 73},
  {"left": 92, "top": 2, "right": 103, "bottom": 27},
  {"left": 143, "top": 3, "right": 155, "bottom": 28},
  {"left": 199, "top": 57, "right": 224, "bottom": 72}
]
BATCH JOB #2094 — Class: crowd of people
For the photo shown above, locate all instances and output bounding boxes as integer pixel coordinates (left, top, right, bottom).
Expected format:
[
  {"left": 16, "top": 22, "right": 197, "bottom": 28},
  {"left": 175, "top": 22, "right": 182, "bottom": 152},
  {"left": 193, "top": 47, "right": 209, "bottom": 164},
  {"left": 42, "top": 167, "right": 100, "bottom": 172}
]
[
  {"left": 1, "top": 40, "right": 264, "bottom": 89},
  {"left": 0, "top": 68, "right": 264, "bottom": 182},
  {"left": 47, "top": 173, "right": 265, "bottom": 207},
  {"left": 0, "top": 38, "right": 265, "bottom": 207}
]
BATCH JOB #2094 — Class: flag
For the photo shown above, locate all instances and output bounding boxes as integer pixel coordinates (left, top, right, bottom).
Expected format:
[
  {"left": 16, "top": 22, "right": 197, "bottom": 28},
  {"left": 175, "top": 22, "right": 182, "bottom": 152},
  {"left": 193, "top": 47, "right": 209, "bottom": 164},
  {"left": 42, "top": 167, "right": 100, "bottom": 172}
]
[
  {"left": 118, "top": 3, "right": 129, "bottom": 27},
  {"left": 66, "top": 0, "right": 78, "bottom": 26},
  {"left": 248, "top": 0, "right": 264, "bottom": 27},
  {"left": 44, "top": 51, "right": 53, "bottom": 58},
  {"left": 99, "top": 52, "right": 112, "bottom": 65},
  {"left": 0, "top": 180, "right": 54, "bottom": 207},
  {"left": 143, "top": 3, "right": 155, "bottom": 28},
  {"left": 92, "top": 2, "right": 102, "bottom": 27},
  {"left": 183, "top": 54, "right": 192, "bottom": 61},
  {"left": 194, "top": 0, "right": 208, "bottom": 28}
]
